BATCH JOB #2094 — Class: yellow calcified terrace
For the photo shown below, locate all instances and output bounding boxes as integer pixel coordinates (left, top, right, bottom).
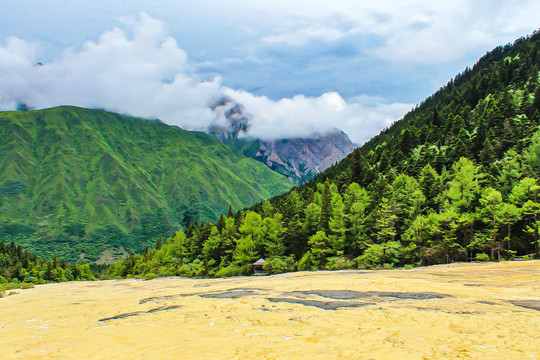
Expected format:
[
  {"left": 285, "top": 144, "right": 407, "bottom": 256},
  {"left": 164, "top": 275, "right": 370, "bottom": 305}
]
[{"left": 1, "top": 261, "right": 539, "bottom": 359}]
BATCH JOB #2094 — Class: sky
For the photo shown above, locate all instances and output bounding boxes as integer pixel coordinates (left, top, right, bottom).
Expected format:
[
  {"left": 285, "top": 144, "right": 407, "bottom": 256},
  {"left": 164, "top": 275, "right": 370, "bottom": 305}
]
[{"left": 0, "top": 1, "right": 539, "bottom": 144}]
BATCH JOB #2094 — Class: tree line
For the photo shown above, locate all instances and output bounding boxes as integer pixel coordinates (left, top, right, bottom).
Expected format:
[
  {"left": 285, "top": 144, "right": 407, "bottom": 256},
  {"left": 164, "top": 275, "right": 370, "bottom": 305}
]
[
  {"left": 105, "top": 143, "right": 540, "bottom": 279},
  {"left": 0, "top": 240, "right": 95, "bottom": 293}
]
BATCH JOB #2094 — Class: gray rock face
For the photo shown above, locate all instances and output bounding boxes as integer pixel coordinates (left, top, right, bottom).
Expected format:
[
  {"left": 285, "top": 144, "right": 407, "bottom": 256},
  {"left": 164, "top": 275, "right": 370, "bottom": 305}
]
[
  {"left": 208, "top": 97, "right": 249, "bottom": 142},
  {"left": 207, "top": 97, "right": 355, "bottom": 184}
]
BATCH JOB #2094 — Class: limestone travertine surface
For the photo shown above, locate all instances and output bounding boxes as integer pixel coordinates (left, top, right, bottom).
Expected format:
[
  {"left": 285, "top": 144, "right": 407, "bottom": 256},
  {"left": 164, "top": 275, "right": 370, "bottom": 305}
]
[{"left": 1, "top": 261, "right": 539, "bottom": 359}]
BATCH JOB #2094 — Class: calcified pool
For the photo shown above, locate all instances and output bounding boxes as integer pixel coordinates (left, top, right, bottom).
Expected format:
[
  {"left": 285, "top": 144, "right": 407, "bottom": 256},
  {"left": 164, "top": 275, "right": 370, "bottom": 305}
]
[{"left": 1, "top": 261, "right": 539, "bottom": 359}]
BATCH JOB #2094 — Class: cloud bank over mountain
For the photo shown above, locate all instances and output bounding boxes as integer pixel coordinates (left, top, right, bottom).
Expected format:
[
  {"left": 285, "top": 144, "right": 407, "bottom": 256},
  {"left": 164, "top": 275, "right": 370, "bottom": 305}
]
[
  {"left": 0, "top": 14, "right": 412, "bottom": 144},
  {"left": 0, "top": 15, "right": 218, "bottom": 131},
  {"left": 2, "top": 0, "right": 538, "bottom": 144}
]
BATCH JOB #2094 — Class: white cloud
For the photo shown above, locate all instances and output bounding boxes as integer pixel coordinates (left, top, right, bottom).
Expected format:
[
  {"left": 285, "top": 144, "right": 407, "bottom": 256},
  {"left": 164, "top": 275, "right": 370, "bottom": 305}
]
[
  {"left": 0, "top": 37, "right": 40, "bottom": 108},
  {"left": 0, "top": 13, "right": 412, "bottom": 144},
  {"left": 358, "top": 0, "right": 539, "bottom": 64},
  {"left": 260, "top": 24, "right": 355, "bottom": 47},
  {"left": 3, "top": 0, "right": 539, "bottom": 109},
  {"left": 216, "top": 0, "right": 540, "bottom": 67},
  {"left": 190, "top": 0, "right": 539, "bottom": 106},
  {"left": 0, "top": 13, "right": 219, "bottom": 127},
  {"left": 224, "top": 89, "right": 413, "bottom": 144}
]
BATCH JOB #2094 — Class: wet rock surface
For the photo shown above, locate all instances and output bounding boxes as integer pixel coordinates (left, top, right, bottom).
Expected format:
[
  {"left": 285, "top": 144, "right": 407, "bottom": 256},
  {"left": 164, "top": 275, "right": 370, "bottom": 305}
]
[
  {"left": 267, "top": 297, "right": 373, "bottom": 310},
  {"left": 284, "top": 290, "right": 451, "bottom": 300},
  {"left": 99, "top": 305, "right": 183, "bottom": 322},
  {"left": 509, "top": 300, "right": 540, "bottom": 311}
]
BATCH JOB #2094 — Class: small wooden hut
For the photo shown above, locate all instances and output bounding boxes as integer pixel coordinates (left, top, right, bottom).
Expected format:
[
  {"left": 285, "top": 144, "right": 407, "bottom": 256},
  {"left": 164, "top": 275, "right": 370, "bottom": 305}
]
[{"left": 253, "top": 258, "right": 266, "bottom": 276}]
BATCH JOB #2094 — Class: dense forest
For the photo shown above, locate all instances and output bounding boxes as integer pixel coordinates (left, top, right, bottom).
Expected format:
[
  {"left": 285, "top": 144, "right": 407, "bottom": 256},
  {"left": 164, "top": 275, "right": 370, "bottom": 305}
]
[
  {"left": 106, "top": 31, "right": 540, "bottom": 279},
  {"left": 0, "top": 239, "right": 95, "bottom": 295}
]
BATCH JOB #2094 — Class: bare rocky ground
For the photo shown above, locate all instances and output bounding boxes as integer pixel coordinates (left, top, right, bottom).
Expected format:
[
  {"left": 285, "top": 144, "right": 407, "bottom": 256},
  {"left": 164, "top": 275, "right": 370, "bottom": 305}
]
[{"left": 1, "top": 261, "right": 538, "bottom": 359}]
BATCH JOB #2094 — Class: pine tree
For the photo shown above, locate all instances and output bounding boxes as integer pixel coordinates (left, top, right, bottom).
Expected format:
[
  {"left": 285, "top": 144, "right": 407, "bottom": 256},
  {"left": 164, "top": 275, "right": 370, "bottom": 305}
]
[
  {"left": 374, "top": 197, "right": 398, "bottom": 265},
  {"left": 308, "top": 231, "right": 331, "bottom": 268},
  {"left": 350, "top": 149, "right": 362, "bottom": 184},
  {"left": 497, "top": 203, "right": 521, "bottom": 253},
  {"left": 510, "top": 177, "right": 540, "bottom": 257},
  {"left": 420, "top": 164, "right": 442, "bottom": 211},
  {"left": 432, "top": 108, "right": 440, "bottom": 126},
  {"left": 532, "top": 84, "right": 540, "bottom": 112},
  {"left": 155, "top": 235, "right": 163, "bottom": 250},
  {"left": 478, "top": 187, "right": 504, "bottom": 260},
  {"left": 318, "top": 181, "right": 331, "bottom": 232},
  {"left": 479, "top": 137, "right": 496, "bottom": 164},
  {"left": 216, "top": 215, "right": 226, "bottom": 233}
]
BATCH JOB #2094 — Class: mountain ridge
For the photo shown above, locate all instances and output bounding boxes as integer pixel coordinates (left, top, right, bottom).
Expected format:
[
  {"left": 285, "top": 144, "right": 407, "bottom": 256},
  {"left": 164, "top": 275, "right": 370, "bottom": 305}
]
[{"left": 0, "top": 106, "right": 292, "bottom": 262}]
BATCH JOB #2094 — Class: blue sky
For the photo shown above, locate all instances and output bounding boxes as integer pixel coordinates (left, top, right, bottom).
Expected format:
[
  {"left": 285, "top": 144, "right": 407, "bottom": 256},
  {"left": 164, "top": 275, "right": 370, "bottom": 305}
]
[{"left": 1, "top": 0, "right": 539, "bottom": 143}]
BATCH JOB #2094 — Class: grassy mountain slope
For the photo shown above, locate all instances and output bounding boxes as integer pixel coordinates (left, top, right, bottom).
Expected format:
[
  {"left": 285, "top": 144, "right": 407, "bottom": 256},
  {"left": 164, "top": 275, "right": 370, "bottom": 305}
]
[
  {"left": 0, "top": 106, "right": 292, "bottom": 261},
  {"left": 106, "top": 30, "right": 540, "bottom": 279}
]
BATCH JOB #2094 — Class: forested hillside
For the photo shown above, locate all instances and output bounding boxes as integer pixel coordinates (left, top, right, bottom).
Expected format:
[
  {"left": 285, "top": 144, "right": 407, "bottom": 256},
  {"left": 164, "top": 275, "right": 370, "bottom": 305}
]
[
  {"left": 107, "top": 31, "right": 540, "bottom": 279},
  {"left": 0, "top": 106, "right": 292, "bottom": 262}
]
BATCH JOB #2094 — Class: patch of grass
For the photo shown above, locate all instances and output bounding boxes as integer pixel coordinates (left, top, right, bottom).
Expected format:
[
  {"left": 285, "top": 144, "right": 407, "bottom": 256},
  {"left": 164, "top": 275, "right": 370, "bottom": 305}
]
[{"left": 0, "top": 282, "right": 35, "bottom": 292}]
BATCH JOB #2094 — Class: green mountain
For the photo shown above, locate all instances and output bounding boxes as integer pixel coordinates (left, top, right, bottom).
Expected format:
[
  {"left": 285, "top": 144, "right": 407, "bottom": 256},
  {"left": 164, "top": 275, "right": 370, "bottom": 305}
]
[
  {"left": 0, "top": 106, "right": 292, "bottom": 262},
  {"left": 106, "top": 31, "right": 540, "bottom": 279}
]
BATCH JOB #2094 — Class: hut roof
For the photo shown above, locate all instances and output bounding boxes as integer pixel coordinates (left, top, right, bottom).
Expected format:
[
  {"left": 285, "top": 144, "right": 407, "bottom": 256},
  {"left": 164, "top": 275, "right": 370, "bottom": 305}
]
[{"left": 253, "top": 258, "right": 266, "bottom": 266}]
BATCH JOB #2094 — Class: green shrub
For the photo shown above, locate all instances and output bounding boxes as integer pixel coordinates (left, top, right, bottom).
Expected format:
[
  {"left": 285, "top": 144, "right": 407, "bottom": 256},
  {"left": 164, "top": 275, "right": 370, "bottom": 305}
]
[
  {"left": 0, "top": 282, "right": 34, "bottom": 291},
  {"left": 475, "top": 253, "right": 490, "bottom": 262},
  {"left": 356, "top": 241, "right": 402, "bottom": 268},
  {"left": 297, "top": 251, "right": 317, "bottom": 271},
  {"left": 356, "top": 263, "right": 367, "bottom": 270},
  {"left": 262, "top": 256, "right": 295, "bottom": 274},
  {"left": 177, "top": 261, "right": 204, "bottom": 277},
  {"left": 214, "top": 264, "right": 246, "bottom": 277},
  {"left": 325, "top": 256, "right": 354, "bottom": 270},
  {"left": 20, "top": 282, "right": 34, "bottom": 289},
  {"left": 143, "top": 273, "right": 158, "bottom": 280}
]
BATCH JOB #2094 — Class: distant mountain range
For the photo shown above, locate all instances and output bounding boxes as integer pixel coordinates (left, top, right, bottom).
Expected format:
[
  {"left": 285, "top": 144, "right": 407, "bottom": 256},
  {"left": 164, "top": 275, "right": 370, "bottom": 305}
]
[
  {"left": 207, "top": 97, "right": 355, "bottom": 184},
  {"left": 0, "top": 106, "right": 292, "bottom": 262}
]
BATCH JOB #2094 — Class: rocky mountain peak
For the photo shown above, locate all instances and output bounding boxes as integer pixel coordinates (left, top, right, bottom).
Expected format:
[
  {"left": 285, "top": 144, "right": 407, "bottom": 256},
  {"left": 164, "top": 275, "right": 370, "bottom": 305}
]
[
  {"left": 206, "top": 97, "right": 355, "bottom": 184},
  {"left": 208, "top": 96, "right": 250, "bottom": 142}
]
